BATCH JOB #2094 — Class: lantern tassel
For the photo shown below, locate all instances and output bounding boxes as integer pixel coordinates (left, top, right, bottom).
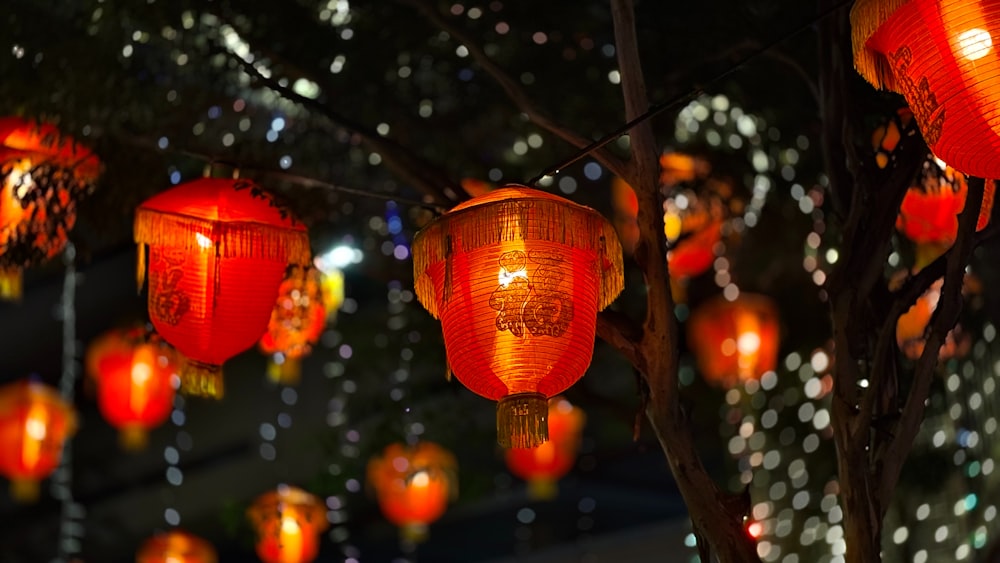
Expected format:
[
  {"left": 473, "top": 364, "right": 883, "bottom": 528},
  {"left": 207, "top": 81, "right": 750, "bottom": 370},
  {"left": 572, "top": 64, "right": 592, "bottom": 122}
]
[
  {"left": 10, "top": 478, "right": 39, "bottom": 503},
  {"left": 400, "top": 523, "right": 429, "bottom": 544},
  {"left": 0, "top": 267, "right": 23, "bottom": 301},
  {"left": 180, "top": 360, "right": 224, "bottom": 399},
  {"left": 119, "top": 424, "right": 149, "bottom": 451},
  {"left": 497, "top": 392, "right": 549, "bottom": 449},
  {"left": 136, "top": 244, "right": 146, "bottom": 293},
  {"left": 527, "top": 478, "right": 558, "bottom": 501},
  {"left": 849, "top": 0, "right": 909, "bottom": 90}
]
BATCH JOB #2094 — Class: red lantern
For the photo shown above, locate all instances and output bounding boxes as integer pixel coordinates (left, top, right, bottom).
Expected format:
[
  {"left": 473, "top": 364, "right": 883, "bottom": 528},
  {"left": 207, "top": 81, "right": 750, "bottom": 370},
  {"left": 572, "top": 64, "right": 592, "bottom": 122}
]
[
  {"left": 413, "top": 185, "right": 623, "bottom": 448},
  {"left": 852, "top": 0, "right": 1000, "bottom": 178},
  {"left": 85, "top": 326, "right": 178, "bottom": 450},
  {"left": 504, "top": 396, "right": 585, "bottom": 500},
  {"left": 247, "top": 485, "right": 328, "bottom": 563},
  {"left": 367, "top": 442, "right": 457, "bottom": 542},
  {"left": 0, "top": 117, "right": 100, "bottom": 299},
  {"left": 259, "top": 266, "right": 326, "bottom": 385},
  {"left": 0, "top": 380, "right": 77, "bottom": 502},
  {"left": 134, "top": 178, "right": 311, "bottom": 398},
  {"left": 687, "top": 294, "right": 780, "bottom": 389},
  {"left": 136, "top": 530, "right": 217, "bottom": 563}
]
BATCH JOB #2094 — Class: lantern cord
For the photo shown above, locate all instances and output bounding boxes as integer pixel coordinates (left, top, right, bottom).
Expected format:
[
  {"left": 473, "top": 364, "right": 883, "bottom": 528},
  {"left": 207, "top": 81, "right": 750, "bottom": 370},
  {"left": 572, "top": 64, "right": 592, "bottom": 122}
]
[
  {"left": 526, "top": 0, "right": 855, "bottom": 186},
  {"left": 53, "top": 242, "right": 85, "bottom": 563}
]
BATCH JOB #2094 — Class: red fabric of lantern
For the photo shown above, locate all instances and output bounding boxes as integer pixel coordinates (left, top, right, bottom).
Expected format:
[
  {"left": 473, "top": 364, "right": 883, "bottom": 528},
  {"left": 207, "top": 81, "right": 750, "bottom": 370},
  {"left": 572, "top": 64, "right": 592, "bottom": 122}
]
[
  {"left": 367, "top": 442, "right": 457, "bottom": 543},
  {"left": 687, "top": 294, "right": 780, "bottom": 389},
  {"left": 85, "top": 326, "right": 178, "bottom": 450},
  {"left": 136, "top": 530, "right": 217, "bottom": 563},
  {"left": 134, "top": 178, "right": 311, "bottom": 398},
  {"left": 0, "top": 380, "right": 77, "bottom": 502},
  {"left": 504, "top": 396, "right": 585, "bottom": 500},
  {"left": 247, "top": 485, "right": 328, "bottom": 563},
  {"left": 852, "top": 0, "right": 1000, "bottom": 178},
  {"left": 413, "top": 185, "right": 623, "bottom": 448},
  {"left": 259, "top": 266, "right": 326, "bottom": 385}
]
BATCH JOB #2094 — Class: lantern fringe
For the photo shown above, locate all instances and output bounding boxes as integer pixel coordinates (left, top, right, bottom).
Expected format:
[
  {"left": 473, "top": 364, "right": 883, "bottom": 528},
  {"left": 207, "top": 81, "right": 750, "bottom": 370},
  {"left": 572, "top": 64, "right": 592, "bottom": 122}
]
[
  {"left": 497, "top": 392, "right": 549, "bottom": 449},
  {"left": 119, "top": 425, "right": 149, "bottom": 451},
  {"left": 413, "top": 197, "right": 624, "bottom": 319},
  {"left": 10, "top": 478, "right": 39, "bottom": 503},
  {"left": 850, "top": 0, "right": 909, "bottom": 90},
  {"left": 180, "top": 360, "right": 224, "bottom": 399},
  {"left": 400, "top": 523, "right": 429, "bottom": 544},
  {"left": 0, "top": 267, "right": 23, "bottom": 301},
  {"left": 527, "top": 478, "right": 558, "bottom": 501},
  {"left": 134, "top": 208, "right": 312, "bottom": 268},
  {"left": 136, "top": 244, "right": 146, "bottom": 293}
]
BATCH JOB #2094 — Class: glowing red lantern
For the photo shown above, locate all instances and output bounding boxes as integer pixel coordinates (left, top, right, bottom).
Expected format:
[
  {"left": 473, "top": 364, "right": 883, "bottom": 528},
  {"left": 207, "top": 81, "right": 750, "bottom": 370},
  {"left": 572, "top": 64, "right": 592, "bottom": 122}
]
[
  {"left": 0, "top": 380, "right": 77, "bottom": 502},
  {"left": 504, "top": 396, "right": 585, "bottom": 500},
  {"left": 134, "top": 178, "right": 311, "bottom": 398},
  {"left": 85, "top": 326, "right": 178, "bottom": 450},
  {"left": 136, "top": 530, "right": 217, "bottom": 563},
  {"left": 0, "top": 117, "right": 100, "bottom": 299},
  {"left": 687, "top": 294, "right": 780, "bottom": 389},
  {"left": 413, "top": 185, "right": 623, "bottom": 448},
  {"left": 259, "top": 266, "right": 326, "bottom": 385},
  {"left": 367, "top": 442, "right": 457, "bottom": 542},
  {"left": 852, "top": 0, "right": 1000, "bottom": 178},
  {"left": 247, "top": 485, "right": 328, "bottom": 563}
]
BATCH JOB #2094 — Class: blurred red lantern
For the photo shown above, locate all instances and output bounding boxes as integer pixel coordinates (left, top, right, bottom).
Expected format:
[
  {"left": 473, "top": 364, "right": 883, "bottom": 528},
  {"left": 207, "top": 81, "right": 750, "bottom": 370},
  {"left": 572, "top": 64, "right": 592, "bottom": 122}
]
[
  {"left": 134, "top": 178, "right": 311, "bottom": 398},
  {"left": 367, "top": 442, "right": 457, "bottom": 542},
  {"left": 504, "top": 396, "right": 585, "bottom": 500},
  {"left": 85, "top": 326, "right": 178, "bottom": 450},
  {"left": 413, "top": 185, "right": 623, "bottom": 448},
  {"left": 247, "top": 485, "right": 328, "bottom": 563},
  {"left": 259, "top": 266, "right": 327, "bottom": 385},
  {"left": 136, "top": 530, "right": 217, "bottom": 563},
  {"left": 0, "top": 380, "right": 77, "bottom": 502},
  {"left": 687, "top": 294, "right": 780, "bottom": 389},
  {"left": 895, "top": 275, "right": 971, "bottom": 360},
  {"left": 0, "top": 117, "right": 100, "bottom": 299},
  {"left": 852, "top": 0, "right": 1000, "bottom": 178}
]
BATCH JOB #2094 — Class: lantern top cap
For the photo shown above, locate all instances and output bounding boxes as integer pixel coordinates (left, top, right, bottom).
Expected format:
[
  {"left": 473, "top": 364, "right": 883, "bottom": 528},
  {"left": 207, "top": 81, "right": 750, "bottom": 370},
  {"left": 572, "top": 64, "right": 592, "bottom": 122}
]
[
  {"left": 849, "top": 0, "right": 910, "bottom": 90},
  {"left": 0, "top": 116, "right": 101, "bottom": 179},
  {"left": 138, "top": 178, "right": 305, "bottom": 231},
  {"left": 448, "top": 183, "right": 585, "bottom": 213}
]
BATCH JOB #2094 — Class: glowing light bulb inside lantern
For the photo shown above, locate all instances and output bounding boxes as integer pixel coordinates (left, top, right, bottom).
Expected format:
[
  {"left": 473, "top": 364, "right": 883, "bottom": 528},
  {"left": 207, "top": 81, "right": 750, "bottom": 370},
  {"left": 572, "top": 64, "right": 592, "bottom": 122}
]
[
  {"left": 165, "top": 557, "right": 181, "bottom": 563},
  {"left": 195, "top": 232, "right": 213, "bottom": 249},
  {"left": 21, "top": 403, "right": 48, "bottom": 470},
  {"left": 411, "top": 470, "right": 430, "bottom": 489},
  {"left": 958, "top": 28, "right": 993, "bottom": 61}
]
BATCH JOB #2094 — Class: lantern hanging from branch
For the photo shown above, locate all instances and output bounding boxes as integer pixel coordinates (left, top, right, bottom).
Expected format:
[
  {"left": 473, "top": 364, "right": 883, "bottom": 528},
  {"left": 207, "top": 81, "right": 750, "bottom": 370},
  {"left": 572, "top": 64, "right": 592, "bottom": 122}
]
[
  {"left": 504, "top": 396, "right": 585, "bottom": 500},
  {"left": 134, "top": 178, "right": 311, "bottom": 399},
  {"left": 367, "top": 441, "right": 457, "bottom": 543},
  {"left": 687, "top": 294, "right": 780, "bottom": 389},
  {"left": 85, "top": 325, "right": 179, "bottom": 450},
  {"left": 893, "top": 273, "right": 972, "bottom": 360},
  {"left": 136, "top": 530, "right": 217, "bottom": 563},
  {"left": 247, "top": 485, "right": 328, "bottom": 563},
  {"left": 413, "top": 185, "right": 623, "bottom": 448},
  {"left": 852, "top": 0, "right": 1000, "bottom": 178},
  {"left": 0, "top": 117, "right": 100, "bottom": 299},
  {"left": 0, "top": 380, "right": 77, "bottom": 502},
  {"left": 259, "top": 266, "right": 327, "bottom": 385}
]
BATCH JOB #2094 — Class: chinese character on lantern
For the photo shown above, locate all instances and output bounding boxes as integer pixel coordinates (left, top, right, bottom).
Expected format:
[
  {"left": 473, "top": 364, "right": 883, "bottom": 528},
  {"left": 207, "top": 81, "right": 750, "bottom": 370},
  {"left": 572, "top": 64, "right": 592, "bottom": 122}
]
[
  {"left": 0, "top": 380, "right": 77, "bottom": 502},
  {"left": 367, "top": 441, "right": 457, "bottom": 543},
  {"left": 247, "top": 485, "right": 328, "bottom": 563},
  {"left": 0, "top": 117, "right": 100, "bottom": 299},
  {"left": 504, "top": 396, "right": 585, "bottom": 500},
  {"left": 134, "top": 178, "right": 311, "bottom": 398},
  {"left": 413, "top": 185, "right": 623, "bottom": 448},
  {"left": 687, "top": 294, "right": 780, "bottom": 389}
]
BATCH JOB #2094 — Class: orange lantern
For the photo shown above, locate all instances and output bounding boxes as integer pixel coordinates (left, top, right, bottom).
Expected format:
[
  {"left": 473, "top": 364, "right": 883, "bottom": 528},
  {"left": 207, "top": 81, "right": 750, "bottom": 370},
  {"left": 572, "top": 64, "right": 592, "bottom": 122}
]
[
  {"left": 134, "top": 178, "right": 311, "bottom": 398},
  {"left": 367, "top": 442, "right": 457, "bottom": 542},
  {"left": 247, "top": 485, "right": 328, "bottom": 563},
  {"left": 0, "top": 117, "right": 100, "bottom": 299},
  {"left": 687, "top": 294, "right": 780, "bottom": 389},
  {"left": 852, "top": 0, "right": 1000, "bottom": 178},
  {"left": 895, "top": 275, "right": 971, "bottom": 360},
  {"left": 136, "top": 530, "right": 217, "bottom": 563},
  {"left": 259, "top": 266, "right": 327, "bottom": 385},
  {"left": 0, "top": 380, "right": 77, "bottom": 502},
  {"left": 85, "top": 326, "right": 178, "bottom": 450},
  {"left": 413, "top": 185, "right": 623, "bottom": 448},
  {"left": 504, "top": 396, "right": 585, "bottom": 500},
  {"left": 318, "top": 268, "right": 345, "bottom": 323}
]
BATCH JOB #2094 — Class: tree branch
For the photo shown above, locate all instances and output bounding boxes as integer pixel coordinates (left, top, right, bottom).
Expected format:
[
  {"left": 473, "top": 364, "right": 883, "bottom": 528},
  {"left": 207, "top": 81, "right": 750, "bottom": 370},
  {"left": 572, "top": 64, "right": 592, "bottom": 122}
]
[{"left": 596, "top": 310, "right": 643, "bottom": 370}]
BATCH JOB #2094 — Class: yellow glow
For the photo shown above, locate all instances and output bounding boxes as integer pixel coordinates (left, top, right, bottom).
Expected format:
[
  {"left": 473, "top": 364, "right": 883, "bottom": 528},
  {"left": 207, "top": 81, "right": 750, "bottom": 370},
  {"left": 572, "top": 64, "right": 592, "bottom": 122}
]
[
  {"left": 24, "top": 409, "right": 47, "bottom": 441},
  {"left": 281, "top": 515, "right": 301, "bottom": 534},
  {"left": 21, "top": 402, "right": 48, "bottom": 470},
  {"left": 195, "top": 232, "right": 213, "bottom": 249},
  {"left": 498, "top": 267, "right": 528, "bottom": 287},
  {"left": 8, "top": 161, "right": 34, "bottom": 200},
  {"left": 131, "top": 362, "right": 152, "bottom": 385},
  {"left": 410, "top": 470, "right": 430, "bottom": 488},
  {"left": 737, "top": 331, "right": 761, "bottom": 355},
  {"left": 958, "top": 28, "right": 993, "bottom": 61},
  {"left": 664, "top": 211, "right": 683, "bottom": 242}
]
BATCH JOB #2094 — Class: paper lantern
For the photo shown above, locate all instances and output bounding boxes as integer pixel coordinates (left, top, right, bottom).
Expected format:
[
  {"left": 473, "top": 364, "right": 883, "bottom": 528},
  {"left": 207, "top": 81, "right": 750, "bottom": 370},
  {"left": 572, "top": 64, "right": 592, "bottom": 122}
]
[
  {"left": 367, "top": 442, "right": 457, "bottom": 542},
  {"left": 85, "top": 326, "right": 178, "bottom": 450},
  {"left": 895, "top": 275, "right": 971, "bottom": 360},
  {"left": 0, "top": 380, "right": 77, "bottom": 502},
  {"left": 136, "top": 530, "right": 217, "bottom": 563},
  {"left": 852, "top": 0, "right": 1000, "bottom": 178},
  {"left": 504, "top": 396, "right": 585, "bottom": 500},
  {"left": 413, "top": 185, "right": 623, "bottom": 448},
  {"left": 0, "top": 117, "right": 100, "bottom": 299},
  {"left": 687, "top": 294, "right": 780, "bottom": 389},
  {"left": 259, "top": 266, "right": 326, "bottom": 385},
  {"left": 247, "top": 485, "right": 328, "bottom": 563},
  {"left": 134, "top": 178, "right": 311, "bottom": 398}
]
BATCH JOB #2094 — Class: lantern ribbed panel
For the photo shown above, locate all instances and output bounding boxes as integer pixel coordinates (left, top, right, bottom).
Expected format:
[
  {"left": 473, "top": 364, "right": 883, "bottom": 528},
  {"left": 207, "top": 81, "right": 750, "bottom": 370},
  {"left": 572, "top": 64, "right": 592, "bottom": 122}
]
[
  {"left": 94, "top": 343, "right": 175, "bottom": 437},
  {"left": 857, "top": 0, "right": 1000, "bottom": 178}
]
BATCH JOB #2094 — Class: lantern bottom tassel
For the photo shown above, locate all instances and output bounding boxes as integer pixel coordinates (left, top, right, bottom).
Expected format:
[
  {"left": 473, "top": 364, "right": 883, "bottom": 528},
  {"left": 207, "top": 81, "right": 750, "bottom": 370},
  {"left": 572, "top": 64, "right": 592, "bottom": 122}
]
[
  {"left": 119, "top": 424, "right": 149, "bottom": 451},
  {"left": 527, "top": 478, "right": 558, "bottom": 501},
  {"left": 400, "top": 523, "right": 428, "bottom": 544},
  {"left": 0, "top": 267, "right": 23, "bottom": 301},
  {"left": 10, "top": 478, "right": 39, "bottom": 503},
  {"left": 267, "top": 356, "right": 301, "bottom": 385},
  {"left": 181, "top": 360, "right": 225, "bottom": 399},
  {"left": 497, "top": 392, "right": 549, "bottom": 449}
]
